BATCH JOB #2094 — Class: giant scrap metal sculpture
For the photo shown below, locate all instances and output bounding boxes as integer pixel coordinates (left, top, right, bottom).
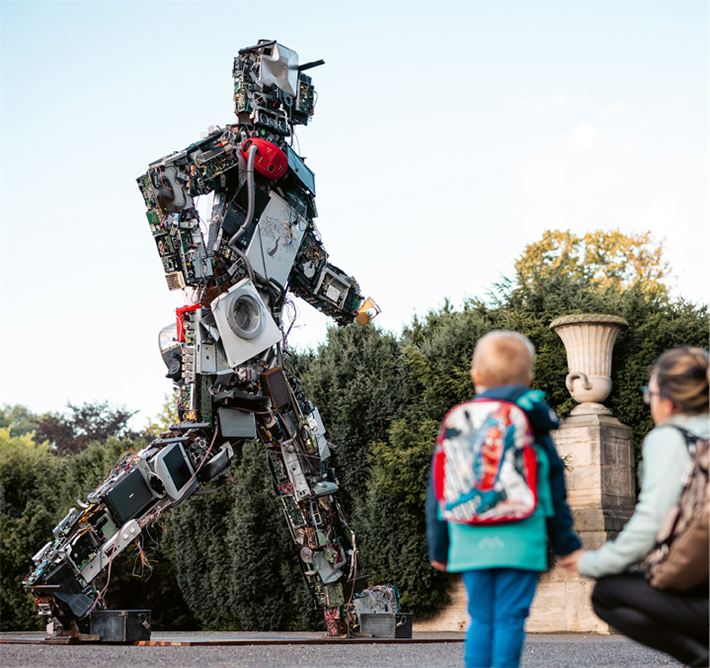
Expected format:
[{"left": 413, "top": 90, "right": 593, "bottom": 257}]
[{"left": 23, "top": 40, "right": 397, "bottom": 639}]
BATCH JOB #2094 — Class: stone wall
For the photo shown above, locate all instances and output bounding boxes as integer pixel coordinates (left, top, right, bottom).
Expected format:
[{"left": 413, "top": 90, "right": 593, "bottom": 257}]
[{"left": 413, "top": 575, "right": 468, "bottom": 633}]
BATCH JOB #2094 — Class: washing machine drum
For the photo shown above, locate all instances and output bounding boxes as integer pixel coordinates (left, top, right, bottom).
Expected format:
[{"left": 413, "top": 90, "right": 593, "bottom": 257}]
[{"left": 224, "top": 287, "right": 266, "bottom": 340}]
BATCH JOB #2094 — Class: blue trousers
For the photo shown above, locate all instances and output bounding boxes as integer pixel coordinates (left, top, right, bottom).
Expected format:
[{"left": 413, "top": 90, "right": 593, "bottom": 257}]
[{"left": 461, "top": 568, "right": 539, "bottom": 668}]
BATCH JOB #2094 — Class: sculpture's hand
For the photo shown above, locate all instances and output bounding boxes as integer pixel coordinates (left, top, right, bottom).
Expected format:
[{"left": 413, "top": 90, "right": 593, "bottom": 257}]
[{"left": 355, "top": 297, "right": 380, "bottom": 326}]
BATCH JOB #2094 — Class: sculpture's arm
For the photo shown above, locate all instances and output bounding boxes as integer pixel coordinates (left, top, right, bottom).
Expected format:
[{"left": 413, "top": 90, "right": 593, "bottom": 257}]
[
  {"left": 288, "top": 225, "right": 378, "bottom": 327},
  {"left": 136, "top": 126, "right": 243, "bottom": 291}
]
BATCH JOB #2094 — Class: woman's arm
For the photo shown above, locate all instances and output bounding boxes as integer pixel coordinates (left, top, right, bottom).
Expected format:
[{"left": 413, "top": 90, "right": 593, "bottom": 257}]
[{"left": 578, "top": 426, "right": 691, "bottom": 579}]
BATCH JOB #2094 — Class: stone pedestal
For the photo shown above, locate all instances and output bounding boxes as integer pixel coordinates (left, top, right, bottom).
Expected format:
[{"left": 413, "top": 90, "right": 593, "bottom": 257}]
[
  {"left": 528, "top": 412, "right": 635, "bottom": 633},
  {"left": 554, "top": 412, "right": 635, "bottom": 542}
]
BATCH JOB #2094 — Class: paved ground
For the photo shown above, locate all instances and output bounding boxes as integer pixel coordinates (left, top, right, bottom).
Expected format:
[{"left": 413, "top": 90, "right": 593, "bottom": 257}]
[{"left": 0, "top": 632, "right": 683, "bottom": 667}]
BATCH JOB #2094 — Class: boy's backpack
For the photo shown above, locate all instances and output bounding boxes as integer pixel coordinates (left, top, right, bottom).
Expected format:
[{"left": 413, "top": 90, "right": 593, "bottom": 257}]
[
  {"left": 432, "top": 398, "right": 538, "bottom": 525},
  {"left": 644, "top": 427, "right": 709, "bottom": 592}
]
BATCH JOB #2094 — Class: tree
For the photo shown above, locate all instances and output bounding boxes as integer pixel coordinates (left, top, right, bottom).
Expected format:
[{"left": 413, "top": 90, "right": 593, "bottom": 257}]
[
  {"left": 144, "top": 393, "right": 179, "bottom": 437},
  {"left": 0, "top": 428, "right": 62, "bottom": 630},
  {"left": 358, "top": 418, "right": 451, "bottom": 616},
  {"left": 35, "top": 401, "right": 139, "bottom": 454},
  {"left": 0, "top": 405, "right": 40, "bottom": 437},
  {"left": 358, "top": 271, "right": 706, "bottom": 622},
  {"left": 344, "top": 228, "right": 704, "bottom": 623},
  {"left": 292, "top": 325, "right": 410, "bottom": 513},
  {"left": 515, "top": 229, "right": 669, "bottom": 294}
]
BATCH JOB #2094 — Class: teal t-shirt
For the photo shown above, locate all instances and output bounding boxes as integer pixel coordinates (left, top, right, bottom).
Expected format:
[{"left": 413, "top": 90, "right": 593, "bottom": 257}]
[{"left": 446, "top": 445, "right": 554, "bottom": 572}]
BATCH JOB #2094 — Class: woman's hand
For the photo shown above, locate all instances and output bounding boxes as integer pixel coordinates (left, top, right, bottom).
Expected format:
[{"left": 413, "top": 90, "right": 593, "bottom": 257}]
[
  {"left": 557, "top": 549, "right": 586, "bottom": 572},
  {"left": 430, "top": 560, "right": 448, "bottom": 572}
]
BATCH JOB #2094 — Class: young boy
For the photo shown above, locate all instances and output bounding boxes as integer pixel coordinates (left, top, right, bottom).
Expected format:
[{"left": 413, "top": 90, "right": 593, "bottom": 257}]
[{"left": 426, "top": 330, "right": 582, "bottom": 668}]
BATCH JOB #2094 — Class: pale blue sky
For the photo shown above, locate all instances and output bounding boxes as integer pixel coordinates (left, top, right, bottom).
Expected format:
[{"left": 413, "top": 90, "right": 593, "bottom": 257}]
[{"left": 1, "top": 1, "right": 707, "bottom": 426}]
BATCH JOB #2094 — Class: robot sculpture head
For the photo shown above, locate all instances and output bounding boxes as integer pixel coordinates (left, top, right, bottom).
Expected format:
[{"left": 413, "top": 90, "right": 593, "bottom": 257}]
[{"left": 233, "top": 40, "right": 320, "bottom": 132}]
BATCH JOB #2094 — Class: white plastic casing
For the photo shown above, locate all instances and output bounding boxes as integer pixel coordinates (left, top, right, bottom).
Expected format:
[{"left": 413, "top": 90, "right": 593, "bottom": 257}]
[
  {"left": 150, "top": 442, "right": 198, "bottom": 502},
  {"left": 210, "top": 277, "right": 282, "bottom": 368}
]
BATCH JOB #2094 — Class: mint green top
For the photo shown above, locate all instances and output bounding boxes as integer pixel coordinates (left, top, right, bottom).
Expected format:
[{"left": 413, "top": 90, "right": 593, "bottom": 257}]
[
  {"left": 446, "top": 446, "right": 554, "bottom": 572},
  {"left": 579, "top": 413, "right": 709, "bottom": 578}
]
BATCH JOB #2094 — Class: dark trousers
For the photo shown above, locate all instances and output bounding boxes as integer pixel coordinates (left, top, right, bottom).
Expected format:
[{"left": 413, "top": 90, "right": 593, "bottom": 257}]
[{"left": 592, "top": 573, "right": 709, "bottom": 667}]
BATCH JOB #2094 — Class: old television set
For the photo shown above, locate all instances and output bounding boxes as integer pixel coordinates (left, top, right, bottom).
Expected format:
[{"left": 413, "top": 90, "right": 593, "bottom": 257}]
[
  {"left": 102, "top": 467, "right": 157, "bottom": 527},
  {"left": 150, "top": 442, "right": 198, "bottom": 503}
]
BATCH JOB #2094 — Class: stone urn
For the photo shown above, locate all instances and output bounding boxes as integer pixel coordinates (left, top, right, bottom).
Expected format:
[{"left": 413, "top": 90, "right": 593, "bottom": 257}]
[{"left": 550, "top": 314, "right": 628, "bottom": 415}]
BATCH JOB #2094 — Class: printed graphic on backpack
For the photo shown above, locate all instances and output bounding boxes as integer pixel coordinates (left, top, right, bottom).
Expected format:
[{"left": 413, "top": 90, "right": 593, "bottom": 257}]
[{"left": 432, "top": 399, "right": 537, "bottom": 524}]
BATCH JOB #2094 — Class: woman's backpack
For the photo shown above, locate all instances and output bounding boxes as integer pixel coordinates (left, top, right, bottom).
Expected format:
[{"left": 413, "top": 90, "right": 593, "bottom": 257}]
[{"left": 644, "top": 427, "right": 709, "bottom": 591}]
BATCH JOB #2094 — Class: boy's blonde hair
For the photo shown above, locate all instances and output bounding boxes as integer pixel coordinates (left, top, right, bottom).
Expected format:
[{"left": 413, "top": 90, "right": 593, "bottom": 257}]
[{"left": 471, "top": 331, "right": 536, "bottom": 388}]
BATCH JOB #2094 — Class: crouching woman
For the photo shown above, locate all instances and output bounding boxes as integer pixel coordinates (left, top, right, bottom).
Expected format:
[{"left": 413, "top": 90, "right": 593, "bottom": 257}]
[{"left": 561, "top": 346, "right": 709, "bottom": 667}]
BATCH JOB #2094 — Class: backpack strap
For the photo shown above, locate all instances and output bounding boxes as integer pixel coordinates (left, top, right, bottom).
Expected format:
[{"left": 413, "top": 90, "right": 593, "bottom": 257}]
[{"left": 669, "top": 425, "right": 702, "bottom": 456}]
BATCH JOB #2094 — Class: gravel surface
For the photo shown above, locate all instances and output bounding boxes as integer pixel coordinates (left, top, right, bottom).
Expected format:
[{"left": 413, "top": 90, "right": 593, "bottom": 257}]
[{"left": 0, "top": 632, "right": 682, "bottom": 667}]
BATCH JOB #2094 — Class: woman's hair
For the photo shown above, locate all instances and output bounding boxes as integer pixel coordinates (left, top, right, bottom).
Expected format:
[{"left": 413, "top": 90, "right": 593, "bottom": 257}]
[{"left": 653, "top": 346, "right": 710, "bottom": 415}]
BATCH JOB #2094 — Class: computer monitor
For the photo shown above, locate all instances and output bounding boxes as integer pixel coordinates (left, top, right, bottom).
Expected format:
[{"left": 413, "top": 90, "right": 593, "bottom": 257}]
[{"left": 150, "top": 442, "right": 198, "bottom": 502}]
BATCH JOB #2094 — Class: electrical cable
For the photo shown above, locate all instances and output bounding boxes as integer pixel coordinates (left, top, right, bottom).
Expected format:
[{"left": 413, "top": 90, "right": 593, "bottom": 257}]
[
  {"left": 231, "top": 245, "right": 257, "bottom": 285},
  {"left": 228, "top": 143, "right": 258, "bottom": 248},
  {"left": 132, "top": 538, "right": 153, "bottom": 581},
  {"left": 206, "top": 192, "right": 225, "bottom": 258},
  {"left": 158, "top": 167, "right": 174, "bottom": 191}
]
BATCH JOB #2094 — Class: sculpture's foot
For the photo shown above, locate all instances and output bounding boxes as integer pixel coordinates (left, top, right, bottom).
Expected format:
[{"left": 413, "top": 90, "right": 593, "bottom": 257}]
[
  {"left": 46, "top": 618, "right": 79, "bottom": 639},
  {"left": 323, "top": 607, "right": 348, "bottom": 636},
  {"left": 45, "top": 618, "right": 98, "bottom": 642}
]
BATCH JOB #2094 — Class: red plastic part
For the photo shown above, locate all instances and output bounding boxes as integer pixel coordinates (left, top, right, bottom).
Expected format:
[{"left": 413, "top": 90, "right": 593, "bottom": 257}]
[
  {"left": 240, "top": 137, "right": 288, "bottom": 180},
  {"left": 176, "top": 304, "right": 202, "bottom": 342}
]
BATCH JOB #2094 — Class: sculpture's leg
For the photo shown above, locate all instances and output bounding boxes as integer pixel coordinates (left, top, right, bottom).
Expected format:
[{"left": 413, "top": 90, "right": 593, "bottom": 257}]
[
  {"left": 23, "top": 418, "right": 227, "bottom": 638},
  {"left": 256, "top": 364, "right": 365, "bottom": 635}
]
